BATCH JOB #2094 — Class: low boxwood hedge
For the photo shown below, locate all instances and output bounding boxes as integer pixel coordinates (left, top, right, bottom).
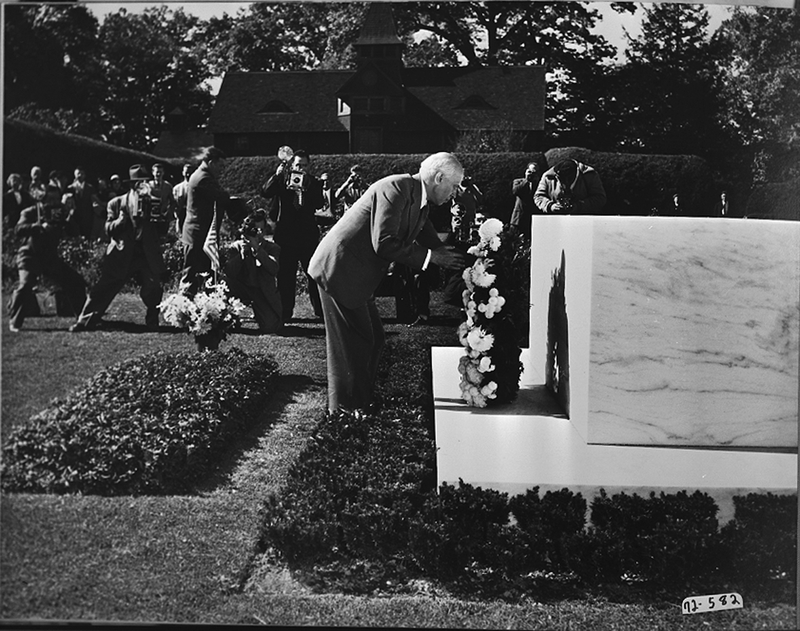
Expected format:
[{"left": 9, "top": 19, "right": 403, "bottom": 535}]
[{"left": 0, "top": 347, "right": 279, "bottom": 495}]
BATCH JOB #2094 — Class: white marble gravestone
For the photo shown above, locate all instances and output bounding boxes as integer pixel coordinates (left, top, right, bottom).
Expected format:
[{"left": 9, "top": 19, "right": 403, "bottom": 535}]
[
  {"left": 529, "top": 216, "right": 799, "bottom": 448},
  {"left": 432, "top": 215, "right": 798, "bottom": 519}
]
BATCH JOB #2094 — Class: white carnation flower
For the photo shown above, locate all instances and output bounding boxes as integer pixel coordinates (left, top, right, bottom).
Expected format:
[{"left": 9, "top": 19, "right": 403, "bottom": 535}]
[{"left": 466, "top": 327, "right": 495, "bottom": 353}]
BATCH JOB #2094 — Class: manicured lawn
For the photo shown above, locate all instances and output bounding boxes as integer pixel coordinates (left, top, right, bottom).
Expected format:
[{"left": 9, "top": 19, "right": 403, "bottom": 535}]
[{"left": 1, "top": 290, "right": 796, "bottom": 628}]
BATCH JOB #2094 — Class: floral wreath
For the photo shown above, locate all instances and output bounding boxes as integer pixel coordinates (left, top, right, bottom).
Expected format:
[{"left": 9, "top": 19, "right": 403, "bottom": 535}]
[{"left": 457, "top": 218, "right": 526, "bottom": 407}]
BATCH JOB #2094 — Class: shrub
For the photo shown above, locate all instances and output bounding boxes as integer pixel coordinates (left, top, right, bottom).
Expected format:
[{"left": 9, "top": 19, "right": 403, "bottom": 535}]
[
  {"left": 719, "top": 492, "right": 797, "bottom": 587},
  {"left": 259, "top": 403, "right": 438, "bottom": 593},
  {"left": 579, "top": 489, "right": 721, "bottom": 589},
  {"left": 0, "top": 348, "right": 279, "bottom": 495},
  {"left": 508, "top": 487, "right": 587, "bottom": 575},
  {"left": 409, "top": 480, "right": 516, "bottom": 595}
]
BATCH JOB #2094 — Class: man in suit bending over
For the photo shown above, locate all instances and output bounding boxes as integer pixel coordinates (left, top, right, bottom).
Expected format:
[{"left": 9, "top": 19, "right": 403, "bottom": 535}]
[{"left": 308, "top": 152, "right": 470, "bottom": 414}]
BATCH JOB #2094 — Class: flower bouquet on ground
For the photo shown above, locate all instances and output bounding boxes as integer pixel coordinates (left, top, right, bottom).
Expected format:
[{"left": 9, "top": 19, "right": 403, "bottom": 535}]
[
  {"left": 159, "top": 274, "right": 247, "bottom": 351},
  {"left": 457, "top": 218, "right": 528, "bottom": 407}
]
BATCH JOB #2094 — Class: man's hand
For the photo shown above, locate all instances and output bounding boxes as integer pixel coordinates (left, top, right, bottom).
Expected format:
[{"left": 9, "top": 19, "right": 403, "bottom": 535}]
[
  {"left": 430, "top": 245, "right": 470, "bottom": 271},
  {"left": 276, "top": 163, "right": 286, "bottom": 176}
]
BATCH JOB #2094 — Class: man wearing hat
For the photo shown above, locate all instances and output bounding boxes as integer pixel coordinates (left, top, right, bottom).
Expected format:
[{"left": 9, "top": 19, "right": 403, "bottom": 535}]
[{"left": 69, "top": 164, "right": 168, "bottom": 332}]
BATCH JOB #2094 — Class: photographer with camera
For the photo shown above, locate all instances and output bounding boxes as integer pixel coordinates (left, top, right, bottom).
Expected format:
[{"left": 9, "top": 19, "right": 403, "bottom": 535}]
[
  {"left": 261, "top": 148, "right": 325, "bottom": 321},
  {"left": 69, "top": 165, "right": 170, "bottom": 332},
  {"left": 223, "top": 209, "right": 283, "bottom": 334},
  {"left": 534, "top": 158, "right": 607, "bottom": 216},
  {"left": 8, "top": 185, "right": 87, "bottom": 332},
  {"left": 334, "top": 164, "right": 368, "bottom": 219}
]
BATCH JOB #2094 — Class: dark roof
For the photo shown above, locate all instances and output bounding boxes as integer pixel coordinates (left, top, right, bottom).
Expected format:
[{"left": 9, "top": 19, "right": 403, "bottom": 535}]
[
  {"left": 209, "top": 65, "right": 545, "bottom": 135},
  {"left": 404, "top": 66, "right": 545, "bottom": 131},
  {"left": 208, "top": 71, "right": 352, "bottom": 134},
  {"left": 355, "top": 3, "right": 402, "bottom": 46}
]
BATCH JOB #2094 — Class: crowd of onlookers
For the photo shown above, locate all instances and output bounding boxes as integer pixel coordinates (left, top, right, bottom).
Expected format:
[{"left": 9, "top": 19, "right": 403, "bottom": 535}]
[{"left": 3, "top": 152, "right": 733, "bottom": 335}]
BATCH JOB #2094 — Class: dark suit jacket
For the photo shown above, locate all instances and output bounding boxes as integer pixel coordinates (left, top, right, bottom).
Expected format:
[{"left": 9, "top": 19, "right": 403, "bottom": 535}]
[
  {"left": 308, "top": 173, "right": 442, "bottom": 309},
  {"left": 181, "top": 163, "right": 231, "bottom": 248},
  {"left": 105, "top": 192, "right": 167, "bottom": 277},
  {"left": 510, "top": 177, "right": 540, "bottom": 237},
  {"left": 261, "top": 172, "right": 324, "bottom": 246}
]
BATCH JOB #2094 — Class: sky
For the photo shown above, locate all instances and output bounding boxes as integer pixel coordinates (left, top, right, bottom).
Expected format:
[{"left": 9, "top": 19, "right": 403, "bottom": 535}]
[{"left": 87, "top": 1, "right": 738, "bottom": 56}]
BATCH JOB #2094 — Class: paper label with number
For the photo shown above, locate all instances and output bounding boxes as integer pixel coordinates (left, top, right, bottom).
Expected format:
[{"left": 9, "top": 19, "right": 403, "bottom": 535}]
[{"left": 682, "top": 593, "right": 743, "bottom": 614}]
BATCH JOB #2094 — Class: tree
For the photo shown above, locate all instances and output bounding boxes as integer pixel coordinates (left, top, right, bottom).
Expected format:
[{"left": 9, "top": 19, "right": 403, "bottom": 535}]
[
  {"left": 3, "top": 4, "right": 105, "bottom": 135},
  {"left": 611, "top": 3, "right": 733, "bottom": 159},
  {"left": 713, "top": 7, "right": 800, "bottom": 182},
  {"left": 97, "top": 6, "right": 215, "bottom": 150},
  {"left": 201, "top": 3, "right": 333, "bottom": 74}
]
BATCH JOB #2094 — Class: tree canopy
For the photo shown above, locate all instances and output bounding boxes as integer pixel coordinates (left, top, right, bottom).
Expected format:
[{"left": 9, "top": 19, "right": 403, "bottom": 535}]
[{"left": 3, "top": 1, "right": 797, "bottom": 186}]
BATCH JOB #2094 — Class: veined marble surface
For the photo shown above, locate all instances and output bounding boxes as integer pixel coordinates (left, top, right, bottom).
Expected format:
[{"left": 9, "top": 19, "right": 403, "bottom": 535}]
[
  {"left": 530, "top": 216, "right": 799, "bottom": 448},
  {"left": 432, "top": 347, "right": 796, "bottom": 524},
  {"left": 588, "top": 218, "right": 798, "bottom": 447}
]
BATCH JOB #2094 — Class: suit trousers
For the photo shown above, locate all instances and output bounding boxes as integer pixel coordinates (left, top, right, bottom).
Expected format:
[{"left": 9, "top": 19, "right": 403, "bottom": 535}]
[
  {"left": 318, "top": 287, "right": 385, "bottom": 413},
  {"left": 180, "top": 241, "right": 212, "bottom": 295},
  {"left": 8, "top": 262, "right": 86, "bottom": 329},
  {"left": 276, "top": 238, "right": 321, "bottom": 320},
  {"left": 76, "top": 242, "right": 162, "bottom": 327}
]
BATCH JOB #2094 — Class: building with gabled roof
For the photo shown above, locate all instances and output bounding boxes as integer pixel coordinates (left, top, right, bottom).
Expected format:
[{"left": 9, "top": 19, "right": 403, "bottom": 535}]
[{"left": 207, "top": 2, "right": 545, "bottom": 156}]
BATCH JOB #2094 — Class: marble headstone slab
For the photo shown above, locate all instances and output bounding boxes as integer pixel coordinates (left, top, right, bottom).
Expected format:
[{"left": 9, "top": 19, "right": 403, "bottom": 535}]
[{"left": 529, "top": 216, "right": 799, "bottom": 449}]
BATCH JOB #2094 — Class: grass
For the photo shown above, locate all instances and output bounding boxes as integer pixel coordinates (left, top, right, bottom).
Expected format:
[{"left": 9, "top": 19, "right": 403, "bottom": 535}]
[{"left": 1, "top": 288, "right": 796, "bottom": 628}]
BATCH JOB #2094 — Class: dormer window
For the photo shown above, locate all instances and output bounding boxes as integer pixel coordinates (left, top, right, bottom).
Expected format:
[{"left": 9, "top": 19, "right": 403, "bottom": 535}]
[
  {"left": 258, "top": 99, "right": 294, "bottom": 114},
  {"left": 454, "top": 94, "right": 496, "bottom": 110}
]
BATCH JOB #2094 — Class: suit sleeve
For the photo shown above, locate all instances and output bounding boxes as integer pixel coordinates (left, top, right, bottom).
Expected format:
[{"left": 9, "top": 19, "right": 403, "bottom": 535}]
[
  {"left": 261, "top": 174, "right": 282, "bottom": 199},
  {"left": 512, "top": 178, "right": 528, "bottom": 197},
  {"left": 15, "top": 206, "right": 42, "bottom": 238},
  {"left": 105, "top": 198, "right": 127, "bottom": 239},
  {"left": 534, "top": 176, "right": 555, "bottom": 213},
  {"left": 370, "top": 181, "right": 429, "bottom": 270}
]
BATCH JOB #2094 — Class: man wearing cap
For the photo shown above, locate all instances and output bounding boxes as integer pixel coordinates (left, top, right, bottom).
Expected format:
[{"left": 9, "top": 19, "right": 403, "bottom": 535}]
[
  {"left": 534, "top": 158, "right": 607, "bottom": 215},
  {"left": 180, "top": 147, "right": 239, "bottom": 295},
  {"left": 69, "top": 164, "right": 168, "bottom": 332}
]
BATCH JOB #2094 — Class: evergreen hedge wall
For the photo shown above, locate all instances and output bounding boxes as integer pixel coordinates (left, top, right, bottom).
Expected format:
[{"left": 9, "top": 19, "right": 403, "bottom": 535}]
[{"left": 220, "top": 150, "right": 721, "bottom": 221}]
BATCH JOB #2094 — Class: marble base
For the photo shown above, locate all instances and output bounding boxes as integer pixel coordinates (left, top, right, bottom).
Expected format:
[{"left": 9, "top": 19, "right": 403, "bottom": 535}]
[
  {"left": 529, "top": 216, "right": 799, "bottom": 448},
  {"left": 433, "top": 347, "right": 797, "bottom": 523}
]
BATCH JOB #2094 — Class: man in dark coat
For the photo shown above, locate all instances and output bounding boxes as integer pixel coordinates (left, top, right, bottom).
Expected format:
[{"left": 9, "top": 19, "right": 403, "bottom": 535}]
[
  {"left": 510, "top": 162, "right": 541, "bottom": 238},
  {"left": 308, "top": 152, "right": 469, "bottom": 413},
  {"left": 179, "top": 147, "right": 237, "bottom": 295},
  {"left": 8, "top": 186, "right": 86, "bottom": 332},
  {"left": 69, "top": 165, "right": 169, "bottom": 332},
  {"left": 261, "top": 149, "right": 326, "bottom": 321}
]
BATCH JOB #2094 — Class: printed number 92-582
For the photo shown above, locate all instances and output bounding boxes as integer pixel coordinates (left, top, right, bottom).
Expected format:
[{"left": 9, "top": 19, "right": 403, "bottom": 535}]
[{"left": 682, "top": 593, "right": 743, "bottom": 614}]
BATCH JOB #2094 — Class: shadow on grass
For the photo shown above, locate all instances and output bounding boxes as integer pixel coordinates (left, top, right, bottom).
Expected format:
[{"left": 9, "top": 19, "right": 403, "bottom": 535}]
[{"left": 191, "top": 373, "right": 323, "bottom": 495}]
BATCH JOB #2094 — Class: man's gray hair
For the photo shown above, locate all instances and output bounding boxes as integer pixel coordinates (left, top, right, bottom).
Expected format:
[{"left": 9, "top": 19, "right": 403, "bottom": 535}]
[{"left": 420, "top": 152, "right": 463, "bottom": 180}]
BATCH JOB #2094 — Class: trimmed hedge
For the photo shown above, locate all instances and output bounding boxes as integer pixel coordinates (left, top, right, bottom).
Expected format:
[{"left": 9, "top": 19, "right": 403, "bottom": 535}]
[
  {"left": 220, "top": 149, "right": 724, "bottom": 222},
  {"left": 2, "top": 118, "right": 182, "bottom": 184},
  {"left": 0, "top": 348, "right": 279, "bottom": 495},
  {"left": 745, "top": 178, "right": 800, "bottom": 221},
  {"left": 220, "top": 153, "right": 548, "bottom": 224}
]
